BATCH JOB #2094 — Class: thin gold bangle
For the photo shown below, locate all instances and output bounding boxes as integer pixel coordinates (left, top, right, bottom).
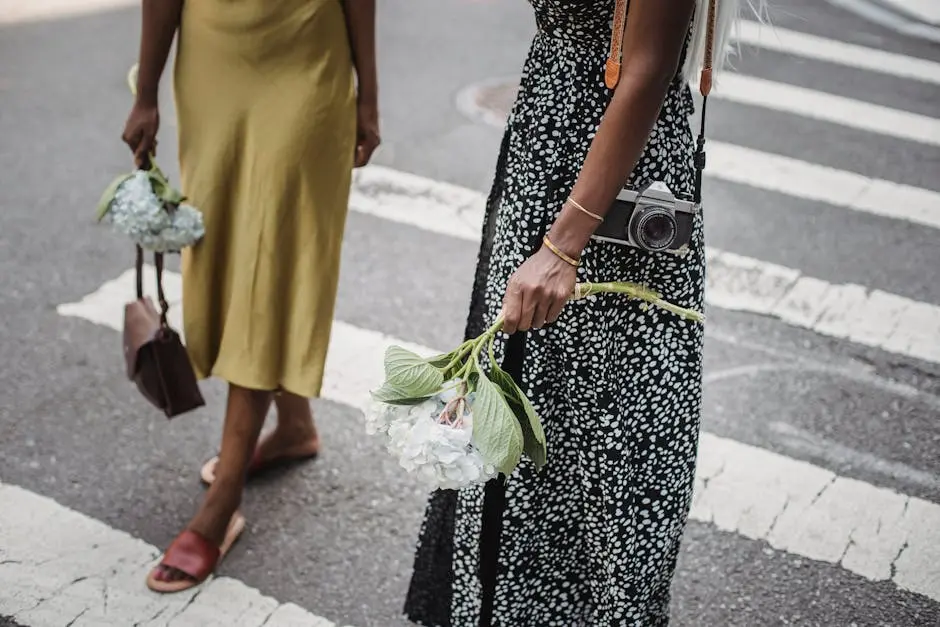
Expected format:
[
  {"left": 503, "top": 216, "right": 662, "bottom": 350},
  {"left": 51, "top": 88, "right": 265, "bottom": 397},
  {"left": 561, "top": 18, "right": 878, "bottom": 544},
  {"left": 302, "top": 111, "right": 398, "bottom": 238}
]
[
  {"left": 566, "top": 197, "right": 603, "bottom": 222},
  {"left": 543, "top": 235, "right": 581, "bottom": 267}
]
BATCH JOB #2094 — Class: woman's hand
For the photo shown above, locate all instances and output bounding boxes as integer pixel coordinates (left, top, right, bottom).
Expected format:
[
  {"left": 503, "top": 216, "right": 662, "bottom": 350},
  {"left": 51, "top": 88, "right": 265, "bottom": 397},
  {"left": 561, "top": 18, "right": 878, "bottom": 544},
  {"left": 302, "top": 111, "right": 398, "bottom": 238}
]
[
  {"left": 121, "top": 99, "right": 160, "bottom": 168},
  {"left": 354, "top": 100, "right": 380, "bottom": 167},
  {"left": 501, "top": 244, "right": 578, "bottom": 334}
]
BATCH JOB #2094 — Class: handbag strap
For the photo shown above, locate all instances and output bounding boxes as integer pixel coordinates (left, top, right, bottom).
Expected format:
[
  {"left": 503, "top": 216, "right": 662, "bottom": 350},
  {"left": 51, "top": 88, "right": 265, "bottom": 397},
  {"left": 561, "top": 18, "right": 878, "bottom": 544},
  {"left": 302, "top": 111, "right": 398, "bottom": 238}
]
[
  {"left": 606, "top": 0, "right": 719, "bottom": 204},
  {"left": 135, "top": 245, "right": 169, "bottom": 326}
]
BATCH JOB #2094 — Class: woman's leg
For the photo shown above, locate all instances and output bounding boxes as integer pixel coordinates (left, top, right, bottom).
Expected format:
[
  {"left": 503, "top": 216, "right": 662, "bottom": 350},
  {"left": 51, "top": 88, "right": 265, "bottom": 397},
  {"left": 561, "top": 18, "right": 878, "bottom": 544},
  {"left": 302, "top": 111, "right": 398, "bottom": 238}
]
[
  {"left": 153, "top": 383, "right": 271, "bottom": 582},
  {"left": 255, "top": 391, "right": 319, "bottom": 459},
  {"left": 199, "top": 390, "right": 319, "bottom": 485}
]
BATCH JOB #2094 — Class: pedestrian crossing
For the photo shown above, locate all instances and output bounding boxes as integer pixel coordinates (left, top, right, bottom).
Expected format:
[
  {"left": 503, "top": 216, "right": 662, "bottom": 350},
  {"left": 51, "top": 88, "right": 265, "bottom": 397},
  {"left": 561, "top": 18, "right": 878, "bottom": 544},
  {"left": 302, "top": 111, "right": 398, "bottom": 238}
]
[
  {"left": 3, "top": 3, "right": 940, "bottom": 626},
  {"left": 733, "top": 20, "right": 940, "bottom": 84},
  {"left": 348, "top": 165, "right": 940, "bottom": 364},
  {"left": 54, "top": 267, "right": 940, "bottom": 608},
  {"left": 712, "top": 72, "right": 940, "bottom": 146}
]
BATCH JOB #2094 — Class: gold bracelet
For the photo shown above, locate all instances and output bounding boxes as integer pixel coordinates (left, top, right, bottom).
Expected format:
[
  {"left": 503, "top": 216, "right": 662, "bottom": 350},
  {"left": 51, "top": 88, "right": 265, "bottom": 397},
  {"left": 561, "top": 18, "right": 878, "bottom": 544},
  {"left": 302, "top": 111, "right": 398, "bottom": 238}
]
[
  {"left": 566, "top": 197, "right": 603, "bottom": 222},
  {"left": 543, "top": 235, "right": 581, "bottom": 267}
]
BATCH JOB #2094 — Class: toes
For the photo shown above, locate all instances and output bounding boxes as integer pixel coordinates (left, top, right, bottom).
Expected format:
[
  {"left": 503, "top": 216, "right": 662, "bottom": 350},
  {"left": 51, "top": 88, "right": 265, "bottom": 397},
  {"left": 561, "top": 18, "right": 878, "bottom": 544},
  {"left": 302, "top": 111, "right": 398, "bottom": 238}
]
[
  {"left": 153, "top": 564, "right": 194, "bottom": 583},
  {"left": 156, "top": 565, "right": 189, "bottom": 582},
  {"left": 154, "top": 565, "right": 170, "bottom": 582}
]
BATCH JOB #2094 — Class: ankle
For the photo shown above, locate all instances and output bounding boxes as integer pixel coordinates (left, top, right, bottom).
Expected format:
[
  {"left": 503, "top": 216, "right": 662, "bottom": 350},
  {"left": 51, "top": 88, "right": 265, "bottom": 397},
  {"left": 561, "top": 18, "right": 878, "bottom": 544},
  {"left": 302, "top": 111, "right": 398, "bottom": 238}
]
[{"left": 273, "top": 419, "right": 317, "bottom": 442}]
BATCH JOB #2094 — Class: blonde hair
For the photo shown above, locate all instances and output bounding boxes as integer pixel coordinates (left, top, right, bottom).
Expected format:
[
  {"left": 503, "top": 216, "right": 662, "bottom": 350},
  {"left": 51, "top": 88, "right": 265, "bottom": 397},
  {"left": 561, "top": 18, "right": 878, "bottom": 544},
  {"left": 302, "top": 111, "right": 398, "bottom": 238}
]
[{"left": 681, "top": 0, "right": 771, "bottom": 85}]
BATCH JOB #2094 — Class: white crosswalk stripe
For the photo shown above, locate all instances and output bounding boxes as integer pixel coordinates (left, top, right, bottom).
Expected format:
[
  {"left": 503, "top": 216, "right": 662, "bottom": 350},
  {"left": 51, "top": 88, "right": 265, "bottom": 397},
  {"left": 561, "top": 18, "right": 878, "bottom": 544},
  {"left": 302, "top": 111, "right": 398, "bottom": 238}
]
[
  {"left": 53, "top": 266, "right": 940, "bottom": 610},
  {"left": 733, "top": 20, "right": 940, "bottom": 85},
  {"left": 707, "top": 141, "right": 940, "bottom": 229},
  {"left": 348, "top": 165, "right": 940, "bottom": 365},
  {"left": 711, "top": 73, "right": 940, "bottom": 146},
  {"left": 0, "top": 481, "right": 347, "bottom": 627}
]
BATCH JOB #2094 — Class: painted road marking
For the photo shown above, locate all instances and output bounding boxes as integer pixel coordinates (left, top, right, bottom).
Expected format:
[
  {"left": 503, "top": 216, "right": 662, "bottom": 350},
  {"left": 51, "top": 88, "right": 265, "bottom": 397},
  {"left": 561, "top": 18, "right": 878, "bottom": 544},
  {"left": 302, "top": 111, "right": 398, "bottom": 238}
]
[
  {"left": 348, "top": 165, "right": 940, "bottom": 365},
  {"left": 0, "top": 0, "right": 135, "bottom": 24},
  {"left": 707, "top": 141, "right": 940, "bottom": 230},
  {"left": 55, "top": 276, "right": 940, "bottom": 603},
  {"left": 877, "top": 0, "right": 940, "bottom": 25},
  {"left": 734, "top": 20, "right": 940, "bottom": 85},
  {"left": 456, "top": 85, "right": 940, "bottom": 230},
  {"left": 712, "top": 73, "right": 940, "bottom": 147},
  {"left": 0, "top": 482, "right": 347, "bottom": 627}
]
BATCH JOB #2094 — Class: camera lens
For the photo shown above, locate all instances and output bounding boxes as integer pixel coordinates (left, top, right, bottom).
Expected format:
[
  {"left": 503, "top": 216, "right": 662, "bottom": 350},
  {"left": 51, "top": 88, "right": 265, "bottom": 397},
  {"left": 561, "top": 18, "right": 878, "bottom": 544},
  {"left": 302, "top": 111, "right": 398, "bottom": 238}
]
[{"left": 629, "top": 206, "right": 677, "bottom": 251}]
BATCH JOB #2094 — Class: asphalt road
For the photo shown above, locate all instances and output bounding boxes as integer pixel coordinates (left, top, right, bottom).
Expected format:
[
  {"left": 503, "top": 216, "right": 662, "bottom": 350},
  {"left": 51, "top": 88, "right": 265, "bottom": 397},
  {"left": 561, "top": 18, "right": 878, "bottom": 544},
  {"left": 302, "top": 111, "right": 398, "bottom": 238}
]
[{"left": 1, "top": 0, "right": 939, "bottom": 626}]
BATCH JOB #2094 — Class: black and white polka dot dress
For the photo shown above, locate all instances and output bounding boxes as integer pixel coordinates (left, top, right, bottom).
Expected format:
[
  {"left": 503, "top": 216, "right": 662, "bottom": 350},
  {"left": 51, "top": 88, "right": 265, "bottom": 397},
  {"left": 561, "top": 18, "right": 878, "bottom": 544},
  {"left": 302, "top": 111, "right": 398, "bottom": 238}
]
[{"left": 405, "top": 2, "right": 704, "bottom": 625}]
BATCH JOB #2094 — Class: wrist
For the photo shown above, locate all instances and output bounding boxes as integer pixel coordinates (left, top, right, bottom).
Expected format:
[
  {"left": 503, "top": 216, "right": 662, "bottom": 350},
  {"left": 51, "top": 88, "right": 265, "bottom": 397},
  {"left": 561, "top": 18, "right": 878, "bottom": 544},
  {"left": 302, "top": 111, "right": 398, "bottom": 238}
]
[
  {"left": 542, "top": 235, "right": 581, "bottom": 267},
  {"left": 547, "top": 218, "right": 594, "bottom": 259},
  {"left": 357, "top": 83, "right": 378, "bottom": 107},
  {"left": 135, "top": 90, "right": 158, "bottom": 108}
]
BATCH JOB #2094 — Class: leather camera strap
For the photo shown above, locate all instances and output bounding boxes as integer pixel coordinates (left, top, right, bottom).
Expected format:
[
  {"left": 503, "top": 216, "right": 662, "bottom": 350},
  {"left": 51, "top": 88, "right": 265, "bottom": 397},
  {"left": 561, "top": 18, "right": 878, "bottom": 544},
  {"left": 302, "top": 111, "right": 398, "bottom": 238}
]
[
  {"left": 604, "top": 0, "right": 629, "bottom": 89},
  {"left": 606, "top": 0, "right": 719, "bottom": 204}
]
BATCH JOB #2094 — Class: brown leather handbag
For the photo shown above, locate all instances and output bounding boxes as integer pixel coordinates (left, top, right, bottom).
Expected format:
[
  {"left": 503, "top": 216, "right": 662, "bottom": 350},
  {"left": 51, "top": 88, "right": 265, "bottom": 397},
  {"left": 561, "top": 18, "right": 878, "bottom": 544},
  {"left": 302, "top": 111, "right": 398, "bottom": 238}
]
[{"left": 123, "top": 246, "right": 205, "bottom": 418}]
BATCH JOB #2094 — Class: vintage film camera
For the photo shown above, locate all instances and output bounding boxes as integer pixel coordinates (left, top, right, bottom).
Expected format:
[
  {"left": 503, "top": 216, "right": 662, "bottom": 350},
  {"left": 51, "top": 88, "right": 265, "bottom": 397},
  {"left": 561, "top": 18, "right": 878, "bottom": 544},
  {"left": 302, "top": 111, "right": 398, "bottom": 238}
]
[{"left": 591, "top": 181, "right": 700, "bottom": 254}]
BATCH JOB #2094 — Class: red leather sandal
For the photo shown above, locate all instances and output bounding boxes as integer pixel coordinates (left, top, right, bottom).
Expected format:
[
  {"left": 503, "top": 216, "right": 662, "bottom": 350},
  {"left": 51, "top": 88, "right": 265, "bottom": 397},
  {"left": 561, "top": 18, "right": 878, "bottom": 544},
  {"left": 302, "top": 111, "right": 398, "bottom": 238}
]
[
  {"left": 145, "top": 512, "right": 246, "bottom": 593},
  {"left": 199, "top": 440, "right": 319, "bottom": 485}
]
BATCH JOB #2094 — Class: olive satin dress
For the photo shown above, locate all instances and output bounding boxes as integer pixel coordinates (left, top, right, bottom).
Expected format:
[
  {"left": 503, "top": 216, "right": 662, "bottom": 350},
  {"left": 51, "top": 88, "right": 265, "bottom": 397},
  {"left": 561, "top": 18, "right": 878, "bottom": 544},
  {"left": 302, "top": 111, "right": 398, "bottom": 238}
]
[{"left": 174, "top": 0, "right": 356, "bottom": 397}]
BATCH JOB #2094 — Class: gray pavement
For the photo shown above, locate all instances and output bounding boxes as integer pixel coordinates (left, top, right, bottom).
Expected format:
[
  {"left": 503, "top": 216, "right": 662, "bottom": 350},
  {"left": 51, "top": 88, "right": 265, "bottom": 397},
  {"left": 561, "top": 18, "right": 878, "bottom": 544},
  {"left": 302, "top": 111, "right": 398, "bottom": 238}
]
[{"left": 1, "top": 0, "right": 939, "bottom": 626}]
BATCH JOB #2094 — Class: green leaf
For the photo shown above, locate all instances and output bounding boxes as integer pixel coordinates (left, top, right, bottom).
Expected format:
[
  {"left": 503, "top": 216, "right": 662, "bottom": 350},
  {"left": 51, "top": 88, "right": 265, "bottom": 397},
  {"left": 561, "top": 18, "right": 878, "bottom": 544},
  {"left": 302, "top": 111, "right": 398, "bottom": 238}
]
[
  {"left": 145, "top": 171, "right": 186, "bottom": 205},
  {"left": 370, "top": 382, "right": 429, "bottom": 405},
  {"left": 471, "top": 373, "right": 523, "bottom": 476},
  {"left": 95, "top": 173, "right": 134, "bottom": 221},
  {"left": 489, "top": 363, "right": 547, "bottom": 470},
  {"left": 383, "top": 345, "right": 444, "bottom": 400},
  {"left": 427, "top": 353, "right": 452, "bottom": 369}
]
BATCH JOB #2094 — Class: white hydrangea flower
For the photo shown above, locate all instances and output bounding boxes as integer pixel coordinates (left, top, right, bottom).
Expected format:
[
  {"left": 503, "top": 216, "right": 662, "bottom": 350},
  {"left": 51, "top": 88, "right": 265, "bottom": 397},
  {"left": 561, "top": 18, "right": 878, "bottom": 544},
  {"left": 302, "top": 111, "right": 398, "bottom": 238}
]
[
  {"left": 103, "top": 170, "right": 205, "bottom": 253},
  {"left": 378, "top": 394, "right": 498, "bottom": 491},
  {"left": 363, "top": 398, "right": 410, "bottom": 435}
]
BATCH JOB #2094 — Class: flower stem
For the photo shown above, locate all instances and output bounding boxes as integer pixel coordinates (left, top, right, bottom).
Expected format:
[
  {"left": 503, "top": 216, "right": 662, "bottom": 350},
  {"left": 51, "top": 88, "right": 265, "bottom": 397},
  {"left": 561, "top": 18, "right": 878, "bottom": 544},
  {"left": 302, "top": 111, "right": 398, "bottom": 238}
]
[
  {"left": 439, "top": 340, "right": 476, "bottom": 375},
  {"left": 572, "top": 281, "right": 704, "bottom": 322}
]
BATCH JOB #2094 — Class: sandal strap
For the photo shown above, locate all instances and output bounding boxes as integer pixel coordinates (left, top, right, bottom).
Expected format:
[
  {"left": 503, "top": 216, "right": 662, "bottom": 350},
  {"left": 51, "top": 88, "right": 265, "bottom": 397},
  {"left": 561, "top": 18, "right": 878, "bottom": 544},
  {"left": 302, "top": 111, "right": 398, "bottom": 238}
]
[
  {"left": 248, "top": 447, "right": 265, "bottom": 473},
  {"left": 161, "top": 529, "right": 221, "bottom": 582}
]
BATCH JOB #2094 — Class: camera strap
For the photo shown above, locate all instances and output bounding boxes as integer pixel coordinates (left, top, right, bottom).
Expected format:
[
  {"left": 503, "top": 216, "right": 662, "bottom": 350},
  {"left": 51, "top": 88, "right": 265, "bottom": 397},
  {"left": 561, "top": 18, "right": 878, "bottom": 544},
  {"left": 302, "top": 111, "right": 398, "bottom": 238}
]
[{"left": 606, "top": 0, "right": 718, "bottom": 205}]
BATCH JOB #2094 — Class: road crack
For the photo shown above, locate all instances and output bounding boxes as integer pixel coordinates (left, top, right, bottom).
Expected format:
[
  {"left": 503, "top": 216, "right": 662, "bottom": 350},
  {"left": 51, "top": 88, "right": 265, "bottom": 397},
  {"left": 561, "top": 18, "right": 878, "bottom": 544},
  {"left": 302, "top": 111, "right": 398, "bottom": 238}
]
[
  {"left": 133, "top": 606, "right": 168, "bottom": 627},
  {"left": 166, "top": 585, "right": 205, "bottom": 623},
  {"left": 808, "top": 475, "right": 837, "bottom": 508},
  {"left": 64, "top": 608, "right": 88, "bottom": 627},
  {"left": 766, "top": 495, "right": 791, "bottom": 538}
]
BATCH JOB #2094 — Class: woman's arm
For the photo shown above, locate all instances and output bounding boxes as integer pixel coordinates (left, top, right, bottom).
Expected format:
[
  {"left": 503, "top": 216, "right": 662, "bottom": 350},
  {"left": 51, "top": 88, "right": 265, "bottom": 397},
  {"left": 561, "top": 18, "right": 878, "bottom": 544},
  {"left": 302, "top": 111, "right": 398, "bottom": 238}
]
[
  {"left": 121, "top": 0, "right": 183, "bottom": 166},
  {"left": 343, "top": 0, "right": 381, "bottom": 167},
  {"left": 547, "top": 0, "right": 696, "bottom": 256},
  {"left": 501, "top": 0, "right": 696, "bottom": 334},
  {"left": 135, "top": 0, "right": 183, "bottom": 106}
]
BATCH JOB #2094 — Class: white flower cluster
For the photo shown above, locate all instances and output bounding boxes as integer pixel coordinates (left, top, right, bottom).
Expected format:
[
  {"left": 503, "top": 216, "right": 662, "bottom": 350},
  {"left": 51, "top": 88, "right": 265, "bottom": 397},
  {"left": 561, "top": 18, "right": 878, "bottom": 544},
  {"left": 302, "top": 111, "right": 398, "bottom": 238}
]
[
  {"left": 103, "top": 171, "right": 205, "bottom": 253},
  {"left": 364, "top": 384, "right": 497, "bottom": 491}
]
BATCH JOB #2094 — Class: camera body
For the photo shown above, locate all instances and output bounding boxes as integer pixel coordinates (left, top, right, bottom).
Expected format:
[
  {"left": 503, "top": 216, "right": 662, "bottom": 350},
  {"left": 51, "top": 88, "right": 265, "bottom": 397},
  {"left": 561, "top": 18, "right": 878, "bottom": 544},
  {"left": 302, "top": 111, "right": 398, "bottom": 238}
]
[{"left": 591, "top": 181, "right": 699, "bottom": 254}]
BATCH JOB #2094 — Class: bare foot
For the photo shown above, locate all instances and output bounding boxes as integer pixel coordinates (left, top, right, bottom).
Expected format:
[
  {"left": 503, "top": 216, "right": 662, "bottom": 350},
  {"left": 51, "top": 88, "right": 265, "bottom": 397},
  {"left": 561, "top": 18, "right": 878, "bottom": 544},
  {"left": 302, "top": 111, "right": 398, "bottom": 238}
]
[
  {"left": 255, "top": 422, "right": 320, "bottom": 463},
  {"left": 149, "top": 513, "right": 245, "bottom": 586},
  {"left": 200, "top": 426, "right": 320, "bottom": 485},
  {"left": 152, "top": 490, "right": 243, "bottom": 584}
]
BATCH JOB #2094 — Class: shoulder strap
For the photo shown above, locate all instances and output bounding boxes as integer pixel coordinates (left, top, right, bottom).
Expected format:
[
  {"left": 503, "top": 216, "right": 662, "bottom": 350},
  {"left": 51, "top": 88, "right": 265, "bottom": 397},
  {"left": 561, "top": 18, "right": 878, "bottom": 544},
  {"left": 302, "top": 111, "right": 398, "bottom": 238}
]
[
  {"left": 693, "top": 0, "right": 718, "bottom": 204},
  {"left": 604, "top": 0, "right": 629, "bottom": 90},
  {"left": 606, "top": 0, "right": 717, "bottom": 94},
  {"left": 606, "top": 0, "right": 719, "bottom": 204}
]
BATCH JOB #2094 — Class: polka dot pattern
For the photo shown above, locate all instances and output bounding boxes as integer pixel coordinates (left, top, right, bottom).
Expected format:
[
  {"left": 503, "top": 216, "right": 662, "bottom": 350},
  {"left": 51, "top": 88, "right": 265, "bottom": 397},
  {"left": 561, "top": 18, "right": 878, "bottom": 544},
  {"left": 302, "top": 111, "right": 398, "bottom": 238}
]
[{"left": 406, "top": 3, "right": 704, "bottom": 625}]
